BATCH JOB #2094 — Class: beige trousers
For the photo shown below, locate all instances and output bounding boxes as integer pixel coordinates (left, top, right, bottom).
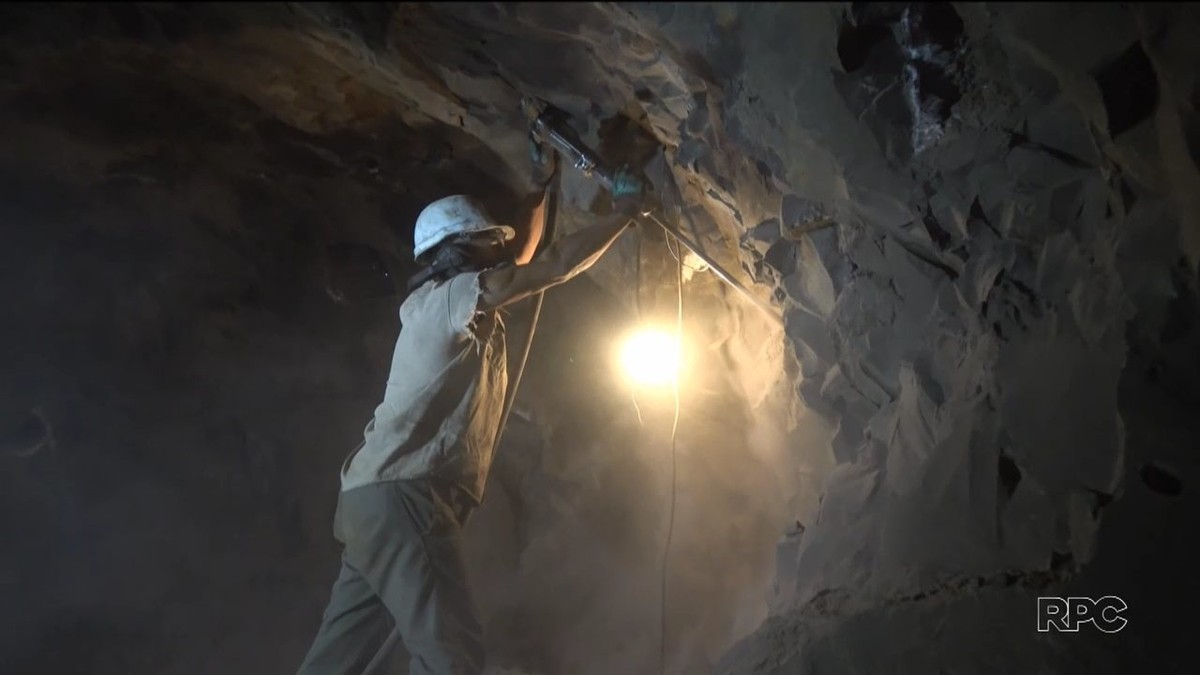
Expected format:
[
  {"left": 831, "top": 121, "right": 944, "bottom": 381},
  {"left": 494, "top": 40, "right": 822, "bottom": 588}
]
[{"left": 296, "top": 479, "right": 483, "bottom": 675}]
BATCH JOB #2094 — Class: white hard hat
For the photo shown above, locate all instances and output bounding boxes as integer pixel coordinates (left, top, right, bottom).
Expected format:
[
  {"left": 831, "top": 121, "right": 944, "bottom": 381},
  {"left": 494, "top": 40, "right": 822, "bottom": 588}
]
[{"left": 412, "top": 195, "right": 515, "bottom": 259}]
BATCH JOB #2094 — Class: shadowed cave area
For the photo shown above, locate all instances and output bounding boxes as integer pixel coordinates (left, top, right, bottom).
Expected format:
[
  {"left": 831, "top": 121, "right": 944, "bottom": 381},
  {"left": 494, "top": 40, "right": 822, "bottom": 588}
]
[{"left": 2, "top": 3, "right": 1199, "bottom": 675}]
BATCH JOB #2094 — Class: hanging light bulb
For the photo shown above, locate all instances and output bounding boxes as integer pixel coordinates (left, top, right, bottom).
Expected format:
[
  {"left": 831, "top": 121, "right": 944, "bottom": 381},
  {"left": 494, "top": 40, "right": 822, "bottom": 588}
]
[{"left": 619, "top": 327, "right": 682, "bottom": 386}]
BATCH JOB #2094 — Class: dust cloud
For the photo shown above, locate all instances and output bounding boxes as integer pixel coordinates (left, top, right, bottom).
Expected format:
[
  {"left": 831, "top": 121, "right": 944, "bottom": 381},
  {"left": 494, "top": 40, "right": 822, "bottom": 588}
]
[{"left": 462, "top": 246, "right": 832, "bottom": 674}]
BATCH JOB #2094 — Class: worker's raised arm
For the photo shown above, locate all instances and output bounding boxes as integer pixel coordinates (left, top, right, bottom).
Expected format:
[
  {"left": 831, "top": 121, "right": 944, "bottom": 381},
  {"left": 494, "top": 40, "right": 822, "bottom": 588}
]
[
  {"left": 510, "top": 191, "right": 548, "bottom": 266},
  {"left": 478, "top": 208, "right": 634, "bottom": 311}
]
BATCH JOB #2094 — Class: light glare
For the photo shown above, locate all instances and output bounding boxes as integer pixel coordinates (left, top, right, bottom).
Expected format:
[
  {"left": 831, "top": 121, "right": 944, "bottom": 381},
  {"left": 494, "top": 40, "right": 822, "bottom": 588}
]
[{"left": 620, "top": 328, "right": 681, "bottom": 386}]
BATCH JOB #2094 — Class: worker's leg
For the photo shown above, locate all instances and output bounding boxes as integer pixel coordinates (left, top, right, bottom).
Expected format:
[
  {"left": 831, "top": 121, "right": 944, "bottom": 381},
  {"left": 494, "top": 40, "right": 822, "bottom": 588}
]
[
  {"left": 295, "top": 554, "right": 394, "bottom": 675},
  {"left": 340, "top": 479, "right": 485, "bottom": 675}
]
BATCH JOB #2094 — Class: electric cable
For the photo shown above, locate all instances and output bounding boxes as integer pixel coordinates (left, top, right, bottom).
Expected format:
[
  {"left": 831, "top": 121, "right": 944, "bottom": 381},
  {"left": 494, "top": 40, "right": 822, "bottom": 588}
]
[
  {"left": 659, "top": 221, "right": 684, "bottom": 675},
  {"left": 631, "top": 228, "right": 644, "bottom": 427}
]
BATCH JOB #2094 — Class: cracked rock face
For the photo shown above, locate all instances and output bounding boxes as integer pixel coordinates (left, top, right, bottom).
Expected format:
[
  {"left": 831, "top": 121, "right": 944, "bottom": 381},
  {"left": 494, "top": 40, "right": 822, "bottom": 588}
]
[{"left": 3, "top": 3, "right": 1199, "bottom": 674}]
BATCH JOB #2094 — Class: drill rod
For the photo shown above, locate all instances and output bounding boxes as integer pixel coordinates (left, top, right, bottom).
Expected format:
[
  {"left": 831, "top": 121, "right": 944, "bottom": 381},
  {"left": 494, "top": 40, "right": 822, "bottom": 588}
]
[
  {"left": 642, "top": 212, "right": 785, "bottom": 328},
  {"left": 530, "top": 116, "right": 615, "bottom": 192}
]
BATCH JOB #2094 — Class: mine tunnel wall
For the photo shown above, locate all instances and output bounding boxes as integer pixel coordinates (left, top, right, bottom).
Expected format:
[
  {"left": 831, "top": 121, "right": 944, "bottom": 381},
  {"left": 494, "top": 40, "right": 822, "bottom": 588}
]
[{"left": 3, "top": 3, "right": 1199, "bottom": 674}]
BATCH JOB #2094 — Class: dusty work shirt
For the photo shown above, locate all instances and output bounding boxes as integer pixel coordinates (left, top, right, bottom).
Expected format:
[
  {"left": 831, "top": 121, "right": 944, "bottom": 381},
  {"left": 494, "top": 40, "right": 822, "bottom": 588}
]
[{"left": 340, "top": 270, "right": 507, "bottom": 505}]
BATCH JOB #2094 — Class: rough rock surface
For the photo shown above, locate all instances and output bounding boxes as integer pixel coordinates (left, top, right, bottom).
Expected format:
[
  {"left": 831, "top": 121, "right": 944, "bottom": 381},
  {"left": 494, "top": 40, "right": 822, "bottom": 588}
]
[{"left": 2, "top": 3, "right": 1198, "bottom": 674}]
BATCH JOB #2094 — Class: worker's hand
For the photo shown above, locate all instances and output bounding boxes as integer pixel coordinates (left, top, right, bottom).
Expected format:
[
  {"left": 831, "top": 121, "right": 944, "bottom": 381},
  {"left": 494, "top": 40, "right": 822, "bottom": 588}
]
[
  {"left": 611, "top": 165, "right": 644, "bottom": 199},
  {"left": 528, "top": 136, "right": 557, "bottom": 188},
  {"left": 610, "top": 165, "right": 649, "bottom": 219}
]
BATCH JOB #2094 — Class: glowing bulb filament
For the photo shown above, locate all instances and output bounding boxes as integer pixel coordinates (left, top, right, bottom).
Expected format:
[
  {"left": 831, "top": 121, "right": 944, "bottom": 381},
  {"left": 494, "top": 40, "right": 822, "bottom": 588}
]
[{"left": 620, "top": 329, "right": 681, "bottom": 386}]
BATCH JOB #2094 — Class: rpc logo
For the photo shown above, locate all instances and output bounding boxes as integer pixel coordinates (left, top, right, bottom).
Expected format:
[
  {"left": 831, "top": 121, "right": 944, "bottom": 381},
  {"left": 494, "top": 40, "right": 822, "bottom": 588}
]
[{"left": 1037, "top": 596, "right": 1128, "bottom": 633}]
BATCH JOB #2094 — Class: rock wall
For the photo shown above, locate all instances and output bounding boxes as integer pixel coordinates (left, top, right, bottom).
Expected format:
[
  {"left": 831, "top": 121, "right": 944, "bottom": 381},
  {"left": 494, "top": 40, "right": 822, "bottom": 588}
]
[
  {"left": 399, "top": 3, "right": 1200, "bottom": 672},
  {"left": 3, "top": 3, "right": 1198, "bottom": 674},
  {"left": 376, "top": 5, "right": 1199, "bottom": 671}
]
